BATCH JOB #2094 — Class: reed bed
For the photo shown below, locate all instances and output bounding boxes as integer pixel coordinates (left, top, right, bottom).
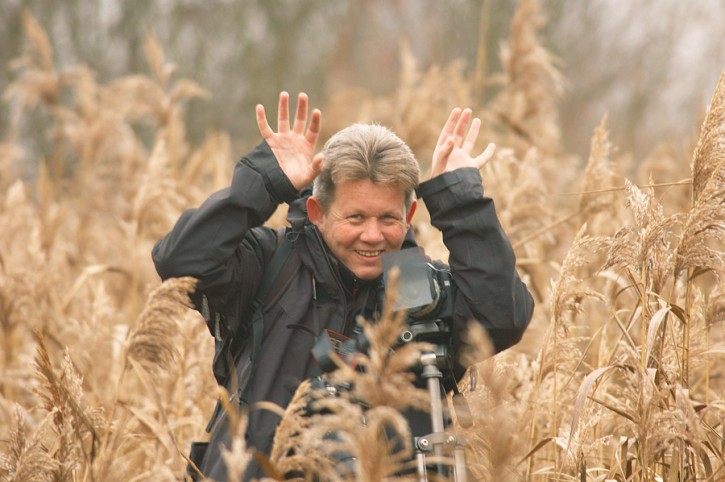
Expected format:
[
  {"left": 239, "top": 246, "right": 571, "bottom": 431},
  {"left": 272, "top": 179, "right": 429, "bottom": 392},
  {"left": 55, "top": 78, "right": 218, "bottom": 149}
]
[{"left": 1, "top": 1, "right": 723, "bottom": 480}]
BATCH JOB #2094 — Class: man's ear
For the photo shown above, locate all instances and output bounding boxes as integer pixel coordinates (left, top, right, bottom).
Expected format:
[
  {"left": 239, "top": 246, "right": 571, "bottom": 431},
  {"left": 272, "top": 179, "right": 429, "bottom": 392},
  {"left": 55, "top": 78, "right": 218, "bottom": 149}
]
[
  {"left": 405, "top": 200, "right": 417, "bottom": 226},
  {"left": 307, "top": 196, "right": 325, "bottom": 228}
]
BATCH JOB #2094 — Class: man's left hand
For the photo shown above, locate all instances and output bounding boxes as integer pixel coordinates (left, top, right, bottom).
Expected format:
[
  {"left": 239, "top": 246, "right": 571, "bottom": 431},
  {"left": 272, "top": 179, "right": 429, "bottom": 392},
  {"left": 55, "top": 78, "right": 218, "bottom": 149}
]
[{"left": 428, "top": 108, "right": 495, "bottom": 180}]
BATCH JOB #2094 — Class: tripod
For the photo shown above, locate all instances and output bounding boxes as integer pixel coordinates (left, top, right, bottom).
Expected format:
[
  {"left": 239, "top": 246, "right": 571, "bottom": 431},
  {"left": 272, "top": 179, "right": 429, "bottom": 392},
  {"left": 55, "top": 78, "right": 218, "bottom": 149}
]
[
  {"left": 413, "top": 351, "right": 468, "bottom": 482},
  {"left": 309, "top": 306, "right": 470, "bottom": 480}
]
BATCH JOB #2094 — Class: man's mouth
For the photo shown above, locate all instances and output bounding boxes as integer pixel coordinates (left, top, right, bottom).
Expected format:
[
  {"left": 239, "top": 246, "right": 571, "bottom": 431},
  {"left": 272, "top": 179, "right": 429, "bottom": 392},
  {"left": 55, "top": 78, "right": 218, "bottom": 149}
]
[{"left": 355, "top": 250, "right": 383, "bottom": 258}]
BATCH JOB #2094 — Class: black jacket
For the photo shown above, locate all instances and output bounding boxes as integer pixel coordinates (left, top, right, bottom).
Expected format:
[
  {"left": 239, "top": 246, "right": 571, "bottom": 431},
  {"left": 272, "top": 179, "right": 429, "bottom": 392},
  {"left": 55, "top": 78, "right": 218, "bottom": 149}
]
[{"left": 152, "top": 141, "right": 534, "bottom": 480}]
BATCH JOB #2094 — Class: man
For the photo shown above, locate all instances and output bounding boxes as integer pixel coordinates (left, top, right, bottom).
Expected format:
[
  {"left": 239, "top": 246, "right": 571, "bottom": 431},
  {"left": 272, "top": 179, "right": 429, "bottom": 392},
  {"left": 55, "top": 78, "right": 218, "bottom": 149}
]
[{"left": 152, "top": 92, "right": 534, "bottom": 480}]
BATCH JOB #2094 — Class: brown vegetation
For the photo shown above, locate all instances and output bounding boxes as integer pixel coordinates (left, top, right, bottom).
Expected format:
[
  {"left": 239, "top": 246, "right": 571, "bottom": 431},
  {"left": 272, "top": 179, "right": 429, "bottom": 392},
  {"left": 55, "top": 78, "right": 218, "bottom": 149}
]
[{"left": 1, "top": 1, "right": 723, "bottom": 480}]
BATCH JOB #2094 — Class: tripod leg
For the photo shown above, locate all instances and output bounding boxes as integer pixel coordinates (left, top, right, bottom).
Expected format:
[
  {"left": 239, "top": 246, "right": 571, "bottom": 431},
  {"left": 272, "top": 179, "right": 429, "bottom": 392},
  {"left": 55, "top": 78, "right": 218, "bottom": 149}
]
[
  {"left": 422, "top": 357, "right": 452, "bottom": 478},
  {"left": 453, "top": 445, "right": 467, "bottom": 482},
  {"left": 427, "top": 375, "right": 445, "bottom": 434},
  {"left": 416, "top": 452, "right": 428, "bottom": 481}
]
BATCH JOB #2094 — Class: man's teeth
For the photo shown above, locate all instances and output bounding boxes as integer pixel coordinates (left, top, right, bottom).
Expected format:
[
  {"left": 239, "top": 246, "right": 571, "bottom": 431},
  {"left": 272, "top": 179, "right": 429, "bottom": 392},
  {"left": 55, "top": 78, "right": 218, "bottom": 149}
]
[{"left": 356, "top": 250, "right": 382, "bottom": 257}]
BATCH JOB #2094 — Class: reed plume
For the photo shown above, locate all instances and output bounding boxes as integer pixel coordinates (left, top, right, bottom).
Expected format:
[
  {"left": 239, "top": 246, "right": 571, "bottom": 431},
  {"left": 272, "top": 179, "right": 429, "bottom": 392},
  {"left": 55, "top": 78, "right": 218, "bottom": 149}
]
[
  {"left": 4, "top": 11, "right": 60, "bottom": 123},
  {"left": 32, "top": 330, "right": 105, "bottom": 480},
  {"left": 269, "top": 379, "right": 318, "bottom": 476},
  {"left": 603, "top": 179, "right": 679, "bottom": 302},
  {"left": 525, "top": 225, "right": 607, "bottom": 474},
  {"left": 0, "top": 407, "right": 59, "bottom": 482},
  {"left": 124, "top": 276, "right": 197, "bottom": 373},
  {"left": 454, "top": 325, "right": 529, "bottom": 482},
  {"left": 327, "top": 271, "right": 431, "bottom": 413},
  {"left": 675, "top": 71, "right": 725, "bottom": 278},
  {"left": 578, "top": 116, "right": 619, "bottom": 228},
  {"left": 674, "top": 71, "right": 725, "bottom": 393},
  {"left": 217, "top": 387, "right": 254, "bottom": 482},
  {"left": 490, "top": 0, "right": 566, "bottom": 156}
]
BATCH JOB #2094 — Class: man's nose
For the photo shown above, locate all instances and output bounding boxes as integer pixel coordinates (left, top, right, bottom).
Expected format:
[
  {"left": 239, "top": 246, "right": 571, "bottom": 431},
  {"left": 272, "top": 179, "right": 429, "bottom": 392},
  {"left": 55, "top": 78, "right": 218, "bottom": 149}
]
[{"left": 360, "top": 219, "right": 384, "bottom": 243}]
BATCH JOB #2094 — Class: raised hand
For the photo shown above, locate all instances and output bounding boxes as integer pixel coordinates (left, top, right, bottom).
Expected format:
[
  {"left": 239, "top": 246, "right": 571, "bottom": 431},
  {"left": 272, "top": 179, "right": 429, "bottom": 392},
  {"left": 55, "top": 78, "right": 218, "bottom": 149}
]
[
  {"left": 429, "top": 107, "right": 495, "bottom": 180},
  {"left": 256, "top": 91, "right": 324, "bottom": 190}
]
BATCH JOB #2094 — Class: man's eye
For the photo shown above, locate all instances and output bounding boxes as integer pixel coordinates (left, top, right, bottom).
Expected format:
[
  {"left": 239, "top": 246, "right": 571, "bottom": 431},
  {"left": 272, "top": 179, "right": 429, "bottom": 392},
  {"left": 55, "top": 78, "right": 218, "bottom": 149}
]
[{"left": 347, "top": 214, "right": 363, "bottom": 222}]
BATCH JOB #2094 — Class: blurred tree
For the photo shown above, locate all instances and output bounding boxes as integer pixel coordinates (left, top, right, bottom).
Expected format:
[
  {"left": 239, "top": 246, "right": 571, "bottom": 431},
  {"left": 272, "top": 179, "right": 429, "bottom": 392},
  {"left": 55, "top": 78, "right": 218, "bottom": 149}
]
[
  {"left": 544, "top": 0, "right": 725, "bottom": 160},
  {"left": 2, "top": 0, "right": 725, "bottom": 168}
]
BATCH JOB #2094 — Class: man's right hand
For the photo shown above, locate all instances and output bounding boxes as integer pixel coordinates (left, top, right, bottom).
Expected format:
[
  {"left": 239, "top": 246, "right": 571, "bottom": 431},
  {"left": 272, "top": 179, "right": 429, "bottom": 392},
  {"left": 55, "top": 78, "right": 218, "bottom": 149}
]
[{"left": 256, "top": 91, "right": 323, "bottom": 191}]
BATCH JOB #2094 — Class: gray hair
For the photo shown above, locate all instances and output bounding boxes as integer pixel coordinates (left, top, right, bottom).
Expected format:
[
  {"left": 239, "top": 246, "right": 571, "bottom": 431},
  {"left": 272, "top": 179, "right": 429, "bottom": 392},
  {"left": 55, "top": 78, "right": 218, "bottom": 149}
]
[{"left": 313, "top": 123, "right": 420, "bottom": 212}]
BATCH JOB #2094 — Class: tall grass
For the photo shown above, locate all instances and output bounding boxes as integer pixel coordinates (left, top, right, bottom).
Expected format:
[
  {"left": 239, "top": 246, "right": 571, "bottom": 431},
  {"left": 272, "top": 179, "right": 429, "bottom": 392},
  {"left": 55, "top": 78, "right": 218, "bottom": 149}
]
[{"left": 1, "top": 1, "right": 723, "bottom": 480}]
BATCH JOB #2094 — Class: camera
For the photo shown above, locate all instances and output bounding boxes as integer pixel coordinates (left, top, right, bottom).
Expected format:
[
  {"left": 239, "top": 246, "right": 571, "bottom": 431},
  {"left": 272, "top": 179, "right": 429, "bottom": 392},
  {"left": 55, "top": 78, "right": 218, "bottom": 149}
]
[
  {"left": 381, "top": 247, "right": 455, "bottom": 347},
  {"left": 312, "top": 247, "right": 456, "bottom": 375}
]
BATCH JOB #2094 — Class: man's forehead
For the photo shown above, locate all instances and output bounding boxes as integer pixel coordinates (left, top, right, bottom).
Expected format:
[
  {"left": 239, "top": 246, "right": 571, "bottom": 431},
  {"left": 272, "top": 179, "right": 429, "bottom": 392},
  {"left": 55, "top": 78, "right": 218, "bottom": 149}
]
[
  {"left": 330, "top": 185, "right": 407, "bottom": 213},
  {"left": 333, "top": 203, "right": 406, "bottom": 216},
  {"left": 335, "top": 179, "right": 407, "bottom": 196}
]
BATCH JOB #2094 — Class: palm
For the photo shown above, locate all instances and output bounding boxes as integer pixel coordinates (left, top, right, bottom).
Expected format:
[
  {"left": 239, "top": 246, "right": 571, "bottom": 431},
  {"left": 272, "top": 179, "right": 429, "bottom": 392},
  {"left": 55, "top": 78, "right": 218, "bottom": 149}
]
[
  {"left": 256, "top": 92, "right": 322, "bottom": 190},
  {"left": 265, "top": 131, "right": 316, "bottom": 183}
]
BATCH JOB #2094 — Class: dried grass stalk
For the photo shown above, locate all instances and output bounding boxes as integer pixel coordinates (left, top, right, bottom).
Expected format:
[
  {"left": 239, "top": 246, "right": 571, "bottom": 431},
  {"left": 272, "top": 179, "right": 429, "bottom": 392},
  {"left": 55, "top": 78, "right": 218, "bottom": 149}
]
[
  {"left": 130, "top": 139, "right": 187, "bottom": 241},
  {"left": 675, "top": 71, "right": 725, "bottom": 277},
  {"left": 33, "top": 331, "right": 103, "bottom": 440},
  {"left": 603, "top": 179, "right": 679, "bottom": 295},
  {"left": 552, "top": 225, "right": 607, "bottom": 328},
  {"left": 578, "top": 115, "right": 618, "bottom": 221},
  {"left": 691, "top": 72, "right": 725, "bottom": 204},
  {"left": 0, "top": 406, "right": 59, "bottom": 482},
  {"left": 124, "top": 276, "right": 196, "bottom": 374},
  {"left": 491, "top": 0, "right": 566, "bottom": 154},
  {"left": 219, "top": 387, "right": 253, "bottom": 482},
  {"left": 32, "top": 331, "right": 105, "bottom": 480},
  {"left": 4, "top": 11, "right": 60, "bottom": 120}
]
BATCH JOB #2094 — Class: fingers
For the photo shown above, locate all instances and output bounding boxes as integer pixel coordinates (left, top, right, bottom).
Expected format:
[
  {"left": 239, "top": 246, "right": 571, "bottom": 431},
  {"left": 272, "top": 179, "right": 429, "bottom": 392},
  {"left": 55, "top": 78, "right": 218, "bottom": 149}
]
[
  {"left": 441, "top": 136, "right": 456, "bottom": 161},
  {"left": 305, "top": 108, "right": 322, "bottom": 145},
  {"left": 430, "top": 106, "right": 494, "bottom": 179},
  {"left": 256, "top": 104, "right": 273, "bottom": 139},
  {"left": 277, "top": 91, "right": 290, "bottom": 132},
  {"left": 430, "top": 137, "right": 456, "bottom": 178},
  {"left": 437, "top": 108, "right": 478, "bottom": 150},
  {"left": 452, "top": 109, "right": 472, "bottom": 146},
  {"left": 436, "top": 108, "right": 462, "bottom": 148},
  {"left": 293, "top": 93, "right": 308, "bottom": 135},
  {"left": 309, "top": 152, "right": 324, "bottom": 178},
  {"left": 462, "top": 118, "right": 481, "bottom": 153},
  {"left": 474, "top": 142, "right": 496, "bottom": 169},
  {"left": 259, "top": 91, "right": 319, "bottom": 139}
]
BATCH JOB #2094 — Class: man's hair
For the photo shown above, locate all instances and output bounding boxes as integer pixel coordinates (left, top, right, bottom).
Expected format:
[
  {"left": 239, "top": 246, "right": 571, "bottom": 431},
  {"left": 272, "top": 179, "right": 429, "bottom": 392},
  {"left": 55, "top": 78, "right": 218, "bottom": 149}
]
[{"left": 313, "top": 123, "right": 420, "bottom": 212}]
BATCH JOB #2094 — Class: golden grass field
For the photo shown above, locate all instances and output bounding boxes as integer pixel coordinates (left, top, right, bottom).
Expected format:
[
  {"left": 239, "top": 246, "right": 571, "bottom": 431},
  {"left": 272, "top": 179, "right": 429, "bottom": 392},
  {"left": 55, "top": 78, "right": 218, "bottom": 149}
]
[{"left": 1, "top": 2, "right": 723, "bottom": 481}]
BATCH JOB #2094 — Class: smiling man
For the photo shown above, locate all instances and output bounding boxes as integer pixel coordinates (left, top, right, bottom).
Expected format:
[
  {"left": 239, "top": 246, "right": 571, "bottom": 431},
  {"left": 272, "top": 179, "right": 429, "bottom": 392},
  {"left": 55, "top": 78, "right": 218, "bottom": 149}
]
[{"left": 152, "top": 92, "right": 534, "bottom": 481}]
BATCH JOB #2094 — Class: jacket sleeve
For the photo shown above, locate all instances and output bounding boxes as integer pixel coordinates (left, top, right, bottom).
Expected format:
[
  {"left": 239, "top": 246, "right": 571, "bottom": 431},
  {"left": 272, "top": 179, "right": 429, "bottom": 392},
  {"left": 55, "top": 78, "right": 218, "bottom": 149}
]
[
  {"left": 151, "top": 140, "right": 299, "bottom": 334},
  {"left": 417, "top": 168, "right": 534, "bottom": 375}
]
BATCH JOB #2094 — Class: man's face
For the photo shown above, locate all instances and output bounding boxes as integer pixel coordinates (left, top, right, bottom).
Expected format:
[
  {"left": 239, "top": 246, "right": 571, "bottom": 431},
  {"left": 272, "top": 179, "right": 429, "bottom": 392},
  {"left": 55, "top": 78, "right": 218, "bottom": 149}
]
[{"left": 307, "top": 179, "right": 417, "bottom": 280}]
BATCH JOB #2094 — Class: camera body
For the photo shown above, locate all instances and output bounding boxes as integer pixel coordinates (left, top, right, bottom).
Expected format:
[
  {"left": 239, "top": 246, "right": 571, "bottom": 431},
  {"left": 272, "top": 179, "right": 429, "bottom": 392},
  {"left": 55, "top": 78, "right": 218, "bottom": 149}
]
[{"left": 382, "top": 247, "right": 455, "bottom": 347}]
